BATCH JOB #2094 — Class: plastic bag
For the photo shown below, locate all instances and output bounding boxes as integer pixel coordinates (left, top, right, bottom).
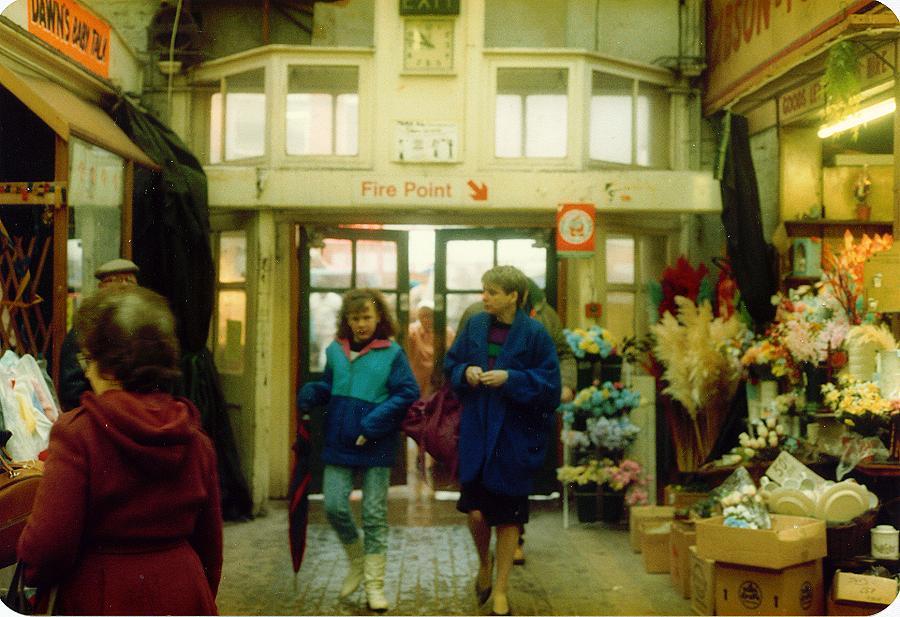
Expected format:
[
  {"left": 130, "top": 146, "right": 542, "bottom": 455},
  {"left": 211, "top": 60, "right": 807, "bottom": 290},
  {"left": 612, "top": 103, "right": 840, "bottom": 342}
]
[
  {"left": 711, "top": 466, "right": 772, "bottom": 529},
  {"left": 836, "top": 434, "right": 889, "bottom": 481}
]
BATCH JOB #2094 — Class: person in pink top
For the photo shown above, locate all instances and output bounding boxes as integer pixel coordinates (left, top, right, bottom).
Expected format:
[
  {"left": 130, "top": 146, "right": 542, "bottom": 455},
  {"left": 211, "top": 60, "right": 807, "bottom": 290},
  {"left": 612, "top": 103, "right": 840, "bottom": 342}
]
[{"left": 405, "top": 300, "right": 455, "bottom": 495}]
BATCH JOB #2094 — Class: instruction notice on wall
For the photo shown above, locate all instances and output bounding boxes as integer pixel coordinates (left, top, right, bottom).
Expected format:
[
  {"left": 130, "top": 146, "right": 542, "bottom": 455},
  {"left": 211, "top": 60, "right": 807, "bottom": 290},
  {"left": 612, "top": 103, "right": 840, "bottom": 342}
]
[{"left": 393, "top": 121, "right": 458, "bottom": 163}]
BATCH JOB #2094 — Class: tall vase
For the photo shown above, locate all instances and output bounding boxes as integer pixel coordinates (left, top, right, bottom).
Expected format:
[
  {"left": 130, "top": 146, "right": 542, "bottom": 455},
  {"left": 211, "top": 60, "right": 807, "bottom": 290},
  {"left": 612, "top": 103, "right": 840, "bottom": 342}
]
[
  {"left": 574, "top": 481, "right": 599, "bottom": 523},
  {"left": 847, "top": 340, "right": 877, "bottom": 382},
  {"left": 803, "top": 362, "right": 829, "bottom": 407},
  {"left": 598, "top": 487, "right": 625, "bottom": 523},
  {"left": 576, "top": 356, "right": 601, "bottom": 390},
  {"left": 600, "top": 356, "right": 623, "bottom": 383}
]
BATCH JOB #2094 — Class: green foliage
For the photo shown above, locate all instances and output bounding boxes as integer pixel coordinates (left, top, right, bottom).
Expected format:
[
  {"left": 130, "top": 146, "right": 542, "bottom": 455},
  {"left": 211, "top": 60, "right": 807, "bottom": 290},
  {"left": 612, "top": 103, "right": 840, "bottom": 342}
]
[{"left": 821, "top": 41, "right": 861, "bottom": 127}]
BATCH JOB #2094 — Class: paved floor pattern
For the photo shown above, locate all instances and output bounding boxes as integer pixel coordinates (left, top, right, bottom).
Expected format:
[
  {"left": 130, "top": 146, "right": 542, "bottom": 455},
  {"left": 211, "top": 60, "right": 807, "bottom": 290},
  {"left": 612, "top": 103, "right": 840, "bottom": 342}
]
[{"left": 216, "top": 497, "right": 692, "bottom": 616}]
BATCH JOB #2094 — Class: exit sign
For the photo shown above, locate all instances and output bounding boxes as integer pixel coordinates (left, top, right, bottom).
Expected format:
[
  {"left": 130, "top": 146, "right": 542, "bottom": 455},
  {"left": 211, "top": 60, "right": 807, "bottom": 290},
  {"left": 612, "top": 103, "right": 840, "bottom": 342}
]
[{"left": 399, "top": 0, "right": 459, "bottom": 15}]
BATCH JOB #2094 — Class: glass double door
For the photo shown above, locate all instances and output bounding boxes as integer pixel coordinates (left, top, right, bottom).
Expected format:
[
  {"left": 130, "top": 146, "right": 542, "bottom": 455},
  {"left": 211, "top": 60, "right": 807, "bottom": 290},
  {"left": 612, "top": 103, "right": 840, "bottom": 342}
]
[{"left": 298, "top": 225, "right": 556, "bottom": 491}]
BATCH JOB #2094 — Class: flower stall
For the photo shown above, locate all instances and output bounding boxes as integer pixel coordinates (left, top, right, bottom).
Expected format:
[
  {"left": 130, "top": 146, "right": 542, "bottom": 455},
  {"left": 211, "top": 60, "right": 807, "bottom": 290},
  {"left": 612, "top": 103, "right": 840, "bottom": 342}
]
[
  {"left": 557, "top": 378, "right": 648, "bottom": 523},
  {"left": 637, "top": 229, "right": 900, "bottom": 603}
]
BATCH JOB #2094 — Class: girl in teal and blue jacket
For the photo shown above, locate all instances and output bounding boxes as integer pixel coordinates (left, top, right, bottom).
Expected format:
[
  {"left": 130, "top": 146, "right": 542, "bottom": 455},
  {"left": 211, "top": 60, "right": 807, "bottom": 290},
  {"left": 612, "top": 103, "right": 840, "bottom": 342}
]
[{"left": 297, "top": 288, "right": 419, "bottom": 612}]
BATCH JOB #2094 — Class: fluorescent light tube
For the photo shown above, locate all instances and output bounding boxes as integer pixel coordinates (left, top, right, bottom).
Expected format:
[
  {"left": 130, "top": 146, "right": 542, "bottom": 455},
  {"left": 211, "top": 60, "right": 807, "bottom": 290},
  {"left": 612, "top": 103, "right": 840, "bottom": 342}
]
[{"left": 817, "top": 98, "right": 896, "bottom": 138}]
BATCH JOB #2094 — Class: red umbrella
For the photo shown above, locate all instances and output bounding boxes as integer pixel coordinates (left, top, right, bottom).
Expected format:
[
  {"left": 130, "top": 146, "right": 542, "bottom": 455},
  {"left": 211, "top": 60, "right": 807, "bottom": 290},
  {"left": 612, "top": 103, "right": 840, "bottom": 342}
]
[{"left": 288, "top": 415, "right": 312, "bottom": 573}]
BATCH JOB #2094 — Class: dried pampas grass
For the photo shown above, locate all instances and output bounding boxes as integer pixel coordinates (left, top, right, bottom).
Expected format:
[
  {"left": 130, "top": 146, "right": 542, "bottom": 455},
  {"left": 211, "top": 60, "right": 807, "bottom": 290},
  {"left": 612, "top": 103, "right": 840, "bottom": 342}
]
[{"left": 652, "top": 296, "right": 748, "bottom": 468}]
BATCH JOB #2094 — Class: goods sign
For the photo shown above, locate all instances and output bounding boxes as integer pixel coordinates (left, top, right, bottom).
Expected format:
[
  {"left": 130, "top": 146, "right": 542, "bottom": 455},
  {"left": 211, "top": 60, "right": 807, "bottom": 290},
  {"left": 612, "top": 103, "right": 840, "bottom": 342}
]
[
  {"left": 27, "top": 0, "right": 110, "bottom": 78},
  {"left": 556, "top": 203, "right": 596, "bottom": 258},
  {"left": 779, "top": 41, "right": 895, "bottom": 123}
]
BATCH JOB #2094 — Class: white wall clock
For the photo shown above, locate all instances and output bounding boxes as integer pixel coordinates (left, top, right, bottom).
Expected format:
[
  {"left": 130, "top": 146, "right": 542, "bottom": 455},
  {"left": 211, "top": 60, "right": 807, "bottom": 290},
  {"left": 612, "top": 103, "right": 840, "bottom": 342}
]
[{"left": 403, "top": 18, "right": 454, "bottom": 73}]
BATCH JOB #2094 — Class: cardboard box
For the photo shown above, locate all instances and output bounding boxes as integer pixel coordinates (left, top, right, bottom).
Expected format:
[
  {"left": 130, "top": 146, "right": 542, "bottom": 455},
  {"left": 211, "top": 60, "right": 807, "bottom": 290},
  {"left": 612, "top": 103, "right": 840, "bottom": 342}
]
[
  {"left": 664, "top": 485, "right": 708, "bottom": 509},
  {"left": 629, "top": 505, "right": 675, "bottom": 552},
  {"left": 690, "top": 545, "right": 715, "bottom": 615},
  {"left": 671, "top": 520, "right": 697, "bottom": 598},
  {"left": 695, "top": 515, "right": 827, "bottom": 570},
  {"left": 641, "top": 522, "right": 672, "bottom": 573},
  {"left": 715, "top": 559, "right": 824, "bottom": 616},
  {"left": 826, "top": 571, "right": 899, "bottom": 616}
]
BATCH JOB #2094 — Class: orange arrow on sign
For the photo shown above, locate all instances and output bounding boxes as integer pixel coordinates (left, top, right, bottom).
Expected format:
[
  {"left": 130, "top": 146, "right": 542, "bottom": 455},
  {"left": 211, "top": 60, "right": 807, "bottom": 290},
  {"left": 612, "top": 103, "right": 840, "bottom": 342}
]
[{"left": 467, "top": 180, "right": 488, "bottom": 201}]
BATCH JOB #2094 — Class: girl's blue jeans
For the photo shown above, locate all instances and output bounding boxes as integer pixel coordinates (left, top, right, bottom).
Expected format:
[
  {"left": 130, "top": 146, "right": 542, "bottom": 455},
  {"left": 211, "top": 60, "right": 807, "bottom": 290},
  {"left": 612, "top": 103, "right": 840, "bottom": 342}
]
[{"left": 323, "top": 464, "right": 390, "bottom": 555}]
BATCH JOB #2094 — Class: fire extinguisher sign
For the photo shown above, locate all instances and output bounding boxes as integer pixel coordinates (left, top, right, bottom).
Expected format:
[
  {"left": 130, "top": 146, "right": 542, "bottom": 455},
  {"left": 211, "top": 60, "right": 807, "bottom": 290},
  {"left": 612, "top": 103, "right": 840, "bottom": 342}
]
[{"left": 556, "top": 203, "right": 596, "bottom": 258}]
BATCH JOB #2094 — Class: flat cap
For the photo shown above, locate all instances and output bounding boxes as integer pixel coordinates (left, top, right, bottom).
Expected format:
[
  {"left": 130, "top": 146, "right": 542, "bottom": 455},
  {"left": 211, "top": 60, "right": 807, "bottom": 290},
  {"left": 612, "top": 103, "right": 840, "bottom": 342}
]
[{"left": 94, "top": 258, "right": 140, "bottom": 280}]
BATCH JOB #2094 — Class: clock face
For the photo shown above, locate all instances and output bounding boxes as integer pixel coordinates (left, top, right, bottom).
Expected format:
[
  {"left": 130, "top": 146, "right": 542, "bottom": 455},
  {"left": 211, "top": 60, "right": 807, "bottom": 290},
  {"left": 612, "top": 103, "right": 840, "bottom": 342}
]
[{"left": 403, "top": 19, "right": 454, "bottom": 72}]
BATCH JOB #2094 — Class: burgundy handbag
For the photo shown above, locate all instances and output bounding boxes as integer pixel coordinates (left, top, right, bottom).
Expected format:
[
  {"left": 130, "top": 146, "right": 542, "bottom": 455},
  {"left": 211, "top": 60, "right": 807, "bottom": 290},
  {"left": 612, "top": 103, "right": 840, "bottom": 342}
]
[{"left": 401, "top": 383, "right": 461, "bottom": 478}]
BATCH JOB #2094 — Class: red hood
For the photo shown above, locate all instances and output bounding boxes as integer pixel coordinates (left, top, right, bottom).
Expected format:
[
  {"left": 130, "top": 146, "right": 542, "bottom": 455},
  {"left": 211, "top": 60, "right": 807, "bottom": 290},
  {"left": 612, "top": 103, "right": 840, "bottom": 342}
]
[{"left": 79, "top": 390, "right": 198, "bottom": 475}]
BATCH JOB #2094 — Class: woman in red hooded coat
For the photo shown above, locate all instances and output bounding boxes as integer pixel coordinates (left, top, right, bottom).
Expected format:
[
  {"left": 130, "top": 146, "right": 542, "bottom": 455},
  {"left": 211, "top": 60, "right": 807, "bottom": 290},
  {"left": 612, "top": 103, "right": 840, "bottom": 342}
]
[{"left": 17, "top": 285, "right": 223, "bottom": 615}]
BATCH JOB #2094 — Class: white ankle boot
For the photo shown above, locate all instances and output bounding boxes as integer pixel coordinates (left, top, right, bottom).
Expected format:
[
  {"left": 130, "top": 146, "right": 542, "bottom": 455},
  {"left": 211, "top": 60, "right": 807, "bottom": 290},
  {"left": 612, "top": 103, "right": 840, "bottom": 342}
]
[
  {"left": 339, "top": 540, "right": 365, "bottom": 598},
  {"left": 363, "top": 553, "right": 389, "bottom": 612}
]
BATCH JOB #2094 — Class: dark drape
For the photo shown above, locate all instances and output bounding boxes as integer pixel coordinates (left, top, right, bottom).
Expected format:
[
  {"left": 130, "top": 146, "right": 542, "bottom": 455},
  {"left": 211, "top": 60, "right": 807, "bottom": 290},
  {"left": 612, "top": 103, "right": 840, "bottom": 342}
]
[
  {"left": 107, "top": 96, "right": 253, "bottom": 521},
  {"left": 718, "top": 113, "right": 778, "bottom": 327}
]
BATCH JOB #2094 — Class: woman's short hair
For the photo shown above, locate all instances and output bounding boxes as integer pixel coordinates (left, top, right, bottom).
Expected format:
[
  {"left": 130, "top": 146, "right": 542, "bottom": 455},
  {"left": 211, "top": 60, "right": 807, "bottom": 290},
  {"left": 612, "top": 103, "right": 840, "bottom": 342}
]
[
  {"left": 76, "top": 285, "right": 181, "bottom": 392},
  {"left": 336, "top": 288, "right": 397, "bottom": 340},
  {"left": 482, "top": 265, "right": 528, "bottom": 308}
]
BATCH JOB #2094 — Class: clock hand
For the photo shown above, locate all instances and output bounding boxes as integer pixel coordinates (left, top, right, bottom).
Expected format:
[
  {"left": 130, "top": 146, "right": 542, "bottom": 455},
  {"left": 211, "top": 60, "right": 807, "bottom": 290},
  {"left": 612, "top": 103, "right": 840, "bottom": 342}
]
[{"left": 419, "top": 33, "right": 435, "bottom": 48}]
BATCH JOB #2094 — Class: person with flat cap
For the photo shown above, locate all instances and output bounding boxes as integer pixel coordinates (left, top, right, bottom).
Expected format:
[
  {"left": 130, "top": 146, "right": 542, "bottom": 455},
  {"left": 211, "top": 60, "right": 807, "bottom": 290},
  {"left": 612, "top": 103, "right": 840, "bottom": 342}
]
[{"left": 58, "top": 258, "right": 140, "bottom": 411}]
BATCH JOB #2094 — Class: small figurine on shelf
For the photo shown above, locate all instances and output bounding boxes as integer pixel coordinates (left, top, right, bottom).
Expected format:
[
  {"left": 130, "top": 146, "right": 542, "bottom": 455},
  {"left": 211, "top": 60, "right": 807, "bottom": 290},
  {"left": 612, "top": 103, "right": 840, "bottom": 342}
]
[{"left": 853, "top": 165, "right": 872, "bottom": 221}]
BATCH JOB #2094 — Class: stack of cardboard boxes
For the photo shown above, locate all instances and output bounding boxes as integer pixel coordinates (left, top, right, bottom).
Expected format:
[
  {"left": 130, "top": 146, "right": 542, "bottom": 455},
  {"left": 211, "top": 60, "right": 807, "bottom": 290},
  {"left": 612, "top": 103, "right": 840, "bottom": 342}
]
[
  {"left": 631, "top": 486, "right": 899, "bottom": 615},
  {"left": 695, "top": 514, "right": 827, "bottom": 615}
]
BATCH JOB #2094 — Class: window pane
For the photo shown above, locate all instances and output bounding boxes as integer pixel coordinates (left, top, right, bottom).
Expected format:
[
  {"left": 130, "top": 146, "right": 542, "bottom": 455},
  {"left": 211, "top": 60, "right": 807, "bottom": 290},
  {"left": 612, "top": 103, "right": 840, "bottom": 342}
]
[
  {"left": 219, "top": 231, "right": 247, "bottom": 283},
  {"left": 224, "top": 68, "right": 265, "bottom": 161},
  {"left": 210, "top": 92, "right": 223, "bottom": 164},
  {"left": 606, "top": 236, "right": 635, "bottom": 284},
  {"left": 525, "top": 95, "right": 567, "bottom": 157},
  {"left": 382, "top": 293, "right": 398, "bottom": 325},
  {"left": 68, "top": 138, "right": 124, "bottom": 302},
  {"left": 496, "top": 68, "right": 567, "bottom": 159},
  {"left": 309, "top": 291, "right": 342, "bottom": 372},
  {"left": 310, "top": 238, "right": 352, "bottom": 287},
  {"left": 497, "top": 239, "right": 546, "bottom": 286},
  {"left": 286, "top": 65, "right": 358, "bottom": 156},
  {"left": 356, "top": 240, "right": 397, "bottom": 288},
  {"left": 590, "top": 72, "right": 633, "bottom": 163},
  {"left": 287, "top": 94, "right": 333, "bottom": 155},
  {"left": 215, "top": 290, "right": 246, "bottom": 374},
  {"left": 637, "top": 82, "right": 670, "bottom": 168},
  {"left": 606, "top": 291, "right": 635, "bottom": 340},
  {"left": 335, "top": 94, "right": 359, "bottom": 155},
  {"left": 495, "top": 94, "right": 522, "bottom": 158},
  {"left": 446, "top": 240, "right": 493, "bottom": 290},
  {"left": 448, "top": 293, "right": 483, "bottom": 331}
]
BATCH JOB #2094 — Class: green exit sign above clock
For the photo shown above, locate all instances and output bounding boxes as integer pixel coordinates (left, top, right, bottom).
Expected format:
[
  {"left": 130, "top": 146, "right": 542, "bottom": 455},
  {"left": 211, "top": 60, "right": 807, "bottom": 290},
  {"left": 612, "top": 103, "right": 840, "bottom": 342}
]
[{"left": 399, "top": 0, "right": 459, "bottom": 16}]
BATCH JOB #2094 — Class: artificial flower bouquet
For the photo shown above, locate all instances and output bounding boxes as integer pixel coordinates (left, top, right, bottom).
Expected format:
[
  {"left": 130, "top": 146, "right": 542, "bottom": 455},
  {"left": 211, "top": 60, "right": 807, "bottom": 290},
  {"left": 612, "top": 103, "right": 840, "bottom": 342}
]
[
  {"left": 767, "top": 286, "right": 850, "bottom": 382},
  {"left": 556, "top": 458, "right": 650, "bottom": 506},
  {"left": 560, "top": 415, "right": 641, "bottom": 462},
  {"left": 732, "top": 404, "right": 798, "bottom": 463},
  {"left": 820, "top": 230, "right": 893, "bottom": 325},
  {"left": 712, "top": 467, "right": 771, "bottom": 529},
  {"left": 741, "top": 336, "right": 792, "bottom": 380},
  {"left": 822, "top": 376, "right": 900, "bottom": 438},
  {"left": 559, "top": 381, "right": 642, "bottom": 425},
  {"left": 563, "top": 326, "right": 617, "bottom": 360}
]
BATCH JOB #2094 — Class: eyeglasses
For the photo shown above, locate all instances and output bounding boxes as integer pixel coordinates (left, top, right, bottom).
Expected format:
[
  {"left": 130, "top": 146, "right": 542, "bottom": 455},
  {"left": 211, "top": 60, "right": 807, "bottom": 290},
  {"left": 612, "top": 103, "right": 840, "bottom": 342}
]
[{"left": 76, "top": 353, "right": 91, "bottom": 371}]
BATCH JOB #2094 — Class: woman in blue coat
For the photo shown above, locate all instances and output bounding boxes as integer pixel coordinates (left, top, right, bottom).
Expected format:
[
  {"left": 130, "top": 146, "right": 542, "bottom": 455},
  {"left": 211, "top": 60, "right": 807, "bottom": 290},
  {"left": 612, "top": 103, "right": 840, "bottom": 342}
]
[{"left": 444, "top": 266, "right": 561, "bottom": 616}]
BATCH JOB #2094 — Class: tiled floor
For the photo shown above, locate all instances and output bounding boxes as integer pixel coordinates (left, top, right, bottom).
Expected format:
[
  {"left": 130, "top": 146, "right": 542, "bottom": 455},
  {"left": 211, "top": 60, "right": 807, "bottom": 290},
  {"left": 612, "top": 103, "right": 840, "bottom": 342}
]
[{"left": 216, "top": 489, "right": 693, "bottom": 616}]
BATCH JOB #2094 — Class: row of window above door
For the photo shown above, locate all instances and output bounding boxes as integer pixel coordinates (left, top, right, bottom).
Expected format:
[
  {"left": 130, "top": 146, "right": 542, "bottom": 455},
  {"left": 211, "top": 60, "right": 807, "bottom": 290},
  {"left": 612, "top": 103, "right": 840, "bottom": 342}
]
[{"left": 196, "top": 57, "right": 672, "bottom": 169}]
